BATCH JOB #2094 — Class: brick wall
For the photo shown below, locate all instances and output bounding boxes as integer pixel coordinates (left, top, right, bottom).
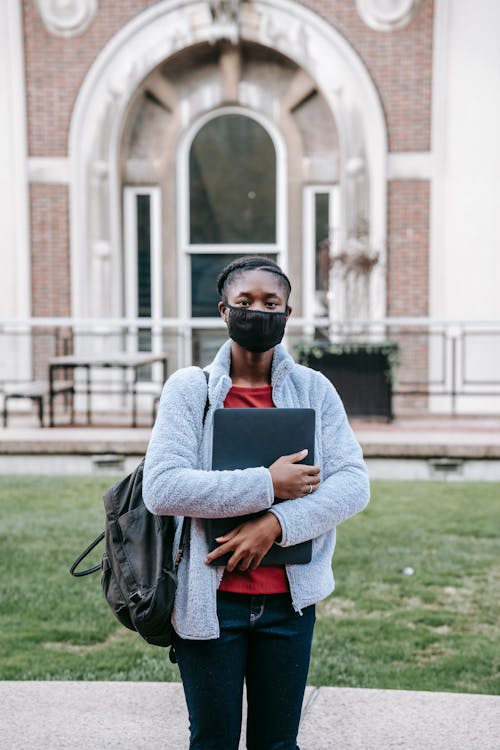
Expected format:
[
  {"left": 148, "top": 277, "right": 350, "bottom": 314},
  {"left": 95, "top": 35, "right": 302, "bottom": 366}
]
[
  {"left": 23, "top": 0, "right": 157, "bottom": 156},
  {"left": 30, "top": 184, "right": 72, "bottom": 377},
  {"left": 30, "top": 184, "right": 70, "bottom": 316},
  {"left": 307, "top": 0, "right": 434, "bottom": 151},
  {"left": 387, "top": 180, "right": 430, "bottom": 413},
  {"left": 23, "top": 0, "right": 434, "bottom": 155},
  {"left": 387, "top": 180, "right": 430, "bottom": 317}
]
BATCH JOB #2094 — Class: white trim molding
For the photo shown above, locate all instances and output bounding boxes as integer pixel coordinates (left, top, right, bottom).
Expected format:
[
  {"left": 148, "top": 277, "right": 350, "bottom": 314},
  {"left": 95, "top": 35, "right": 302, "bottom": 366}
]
[
  {"left": 429, "top": 0, "right": 450, "bottom": 328},
  {"left": 388, "top": 152, "right": 433, "bottom": 180},
  {"left": 429, "top": 0, "right": 500, "bottom": 414},
  {"left": 123, "top": 186, "right": 163, "bottom": 323},
  {"left": 35, "top": 0, "right": 97, "bottom": 38},
  {"left": 302, "top": 185, "right": 340, "bottom": 333},
  {"left": 0, "top": 0, "right": 31, "bottom": 379},
  {"left": 28, "top": 157, "right": 70, "bottom": 184},
  {"left": 123, "top": 186, "right": 163, "bottom": 379},
  {"left": 356, "top": 0, "right": 421, "bottom": 31}
]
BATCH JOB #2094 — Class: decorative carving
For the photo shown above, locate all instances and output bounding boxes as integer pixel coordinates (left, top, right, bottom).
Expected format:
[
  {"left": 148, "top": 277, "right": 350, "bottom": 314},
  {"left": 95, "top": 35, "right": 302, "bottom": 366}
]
[
  {"left": 259, "top": 12, "right": 311, "bottom": 65},
  {"left": 35, "top": 0, "right": 97, "bottom": 38},
  {"left": 356, "top": 0, "right": 420, "bottom": 31},
  {"left": 92, "top": 240, "right": 111, "bottom": 259},
  {"left": 208, "top": 0, "right": 242, "bottom": 44},
  {"left": 330, "top": 218, "right": 382, "bottom": 323}
]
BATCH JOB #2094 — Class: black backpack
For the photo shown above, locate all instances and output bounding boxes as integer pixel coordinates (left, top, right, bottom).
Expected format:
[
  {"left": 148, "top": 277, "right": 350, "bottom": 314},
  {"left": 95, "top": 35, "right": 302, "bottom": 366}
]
[{"left": 70, "top": 370, "right": 209, "bottom": 648}]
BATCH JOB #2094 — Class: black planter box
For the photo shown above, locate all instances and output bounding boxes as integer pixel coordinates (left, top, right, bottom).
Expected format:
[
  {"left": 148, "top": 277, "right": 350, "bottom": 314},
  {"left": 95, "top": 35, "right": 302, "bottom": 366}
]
[{"left": 299, "top": 344, "right": 396, "bottom": 421}]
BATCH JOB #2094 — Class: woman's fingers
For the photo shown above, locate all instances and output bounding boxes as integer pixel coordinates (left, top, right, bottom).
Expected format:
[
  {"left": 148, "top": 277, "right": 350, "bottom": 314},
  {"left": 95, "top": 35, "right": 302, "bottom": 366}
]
[
  {"left": 215, "top": 525, "right": 242, "bottom": 542},
  {"left": 303, "top": 473, "right": 322, "bottom": 494},
  {"left": 269, "top": 453, "right": 321, "bottom": 499},
  {"left": 205, "top": 515, "right": 281, "bottom": 569},
  {"left": 302, "top": 466, "right": 321, "bottom": 492},
  {"left": 207, "top": 541, "right": 260, "bottom": 572},
  {"left": 205, "top": 537, "right": 237, "bottom": 565},
  {"left": 283, "top": 449, "right": 309, "bottom": 463}
]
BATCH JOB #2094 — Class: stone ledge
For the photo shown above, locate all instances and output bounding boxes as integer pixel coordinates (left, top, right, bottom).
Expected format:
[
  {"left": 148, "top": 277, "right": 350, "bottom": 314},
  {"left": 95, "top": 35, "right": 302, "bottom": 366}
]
[
  {"left": 0, "top": 440, "right": 148, "bottom": 455},
  {"left": 1, "top": 424, "right": 499, "bottom": 461},
  {"left": 360, "top": 441, "right": 500, "bottom": 459},
  {"left": 0, "top": 428, "right": 150, "bottom": 455}
]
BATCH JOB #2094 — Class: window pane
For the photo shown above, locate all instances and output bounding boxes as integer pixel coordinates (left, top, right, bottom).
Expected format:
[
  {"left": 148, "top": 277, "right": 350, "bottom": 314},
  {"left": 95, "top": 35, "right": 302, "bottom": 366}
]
[
  {"left": 191, "top": 253, "right": 277, "bottom": 317},
  {"left": 190, "top": 115, "right": 276, "bottom": 244},
  {"left": 136, "top": 194, "right": 151, "bottom": 318},
  {"left": 136, "top": 194, "right": 152, "bottom": 368},
  {"left": 315, "top": 193, "right": 330, "bottom": 318},
  {"left": 315, "top": 193, "right": 330, "bottom": 292}
]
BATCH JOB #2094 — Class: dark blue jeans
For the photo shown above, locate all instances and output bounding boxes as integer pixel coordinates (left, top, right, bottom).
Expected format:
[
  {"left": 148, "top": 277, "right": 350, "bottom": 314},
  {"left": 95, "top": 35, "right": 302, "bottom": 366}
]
[{"left": 173, "top": 591, "right": 316, "bottom": 750}]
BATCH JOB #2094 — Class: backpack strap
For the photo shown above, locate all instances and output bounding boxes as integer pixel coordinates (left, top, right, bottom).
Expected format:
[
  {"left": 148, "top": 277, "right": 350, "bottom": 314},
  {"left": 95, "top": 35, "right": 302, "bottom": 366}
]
[
  {"left": 202, "top": 368, "right": 210, "bottom": 423},
  {"left": 175, "top": 368, "right": 210, "bottom": 568},
  {"left": 69, "top": 531, "right": 105, "bottom": 576}
]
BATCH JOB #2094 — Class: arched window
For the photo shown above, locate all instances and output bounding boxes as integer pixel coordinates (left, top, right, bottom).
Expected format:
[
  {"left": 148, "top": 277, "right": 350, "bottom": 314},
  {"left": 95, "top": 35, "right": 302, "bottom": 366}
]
[{"left": 189, "top": 113, "right": 276, "bottom": 244}]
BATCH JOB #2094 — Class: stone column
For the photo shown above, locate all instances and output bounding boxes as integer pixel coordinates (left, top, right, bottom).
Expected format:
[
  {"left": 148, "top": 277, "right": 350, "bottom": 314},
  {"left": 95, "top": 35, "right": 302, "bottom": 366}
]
[{"left": 0, "top": 0, "right": 31, "bottom": 379}]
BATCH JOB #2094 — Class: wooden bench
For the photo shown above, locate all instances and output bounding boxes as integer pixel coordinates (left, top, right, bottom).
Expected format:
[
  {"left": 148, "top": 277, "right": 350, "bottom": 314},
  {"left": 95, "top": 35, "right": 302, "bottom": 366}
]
[{"left": 2, "top": 380, "right": 74, "bottom": 427}]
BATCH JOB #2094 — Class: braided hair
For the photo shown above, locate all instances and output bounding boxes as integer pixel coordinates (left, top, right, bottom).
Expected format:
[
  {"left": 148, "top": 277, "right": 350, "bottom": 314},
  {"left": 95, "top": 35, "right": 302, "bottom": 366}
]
[{"left": 217, "top": 256, "right": 291, "bottom": 303}]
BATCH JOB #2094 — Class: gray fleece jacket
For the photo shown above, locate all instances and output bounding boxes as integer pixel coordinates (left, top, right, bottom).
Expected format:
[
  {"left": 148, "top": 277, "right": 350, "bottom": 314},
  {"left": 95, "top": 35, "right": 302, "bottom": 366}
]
[{"left": 143, "top": 339, "right": 370, "bottom": 640}]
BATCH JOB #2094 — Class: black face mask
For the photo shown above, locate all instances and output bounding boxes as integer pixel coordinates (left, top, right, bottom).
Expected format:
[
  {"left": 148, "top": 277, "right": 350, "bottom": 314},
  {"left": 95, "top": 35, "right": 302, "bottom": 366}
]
[{"left": 225, "top": 305, "right": 288, "bottom": 353}]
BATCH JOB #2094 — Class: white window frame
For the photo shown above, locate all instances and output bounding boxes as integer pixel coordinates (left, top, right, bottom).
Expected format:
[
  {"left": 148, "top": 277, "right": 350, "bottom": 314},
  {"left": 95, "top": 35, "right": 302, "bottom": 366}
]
[
  {"left": 123, "top": 186, "right": 163, "bottom": 380},
  {"left": 303, "top": 184, "right": 341, "bottom": 336},
  {"left": 177, "top": 106, "right": 288, "bottom": 366}
]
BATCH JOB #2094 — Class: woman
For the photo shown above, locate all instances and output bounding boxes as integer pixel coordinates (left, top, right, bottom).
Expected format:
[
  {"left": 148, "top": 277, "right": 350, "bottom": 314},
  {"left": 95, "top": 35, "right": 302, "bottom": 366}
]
[{"left": 143, "top": 256, "right": 369, "bottom": 750}]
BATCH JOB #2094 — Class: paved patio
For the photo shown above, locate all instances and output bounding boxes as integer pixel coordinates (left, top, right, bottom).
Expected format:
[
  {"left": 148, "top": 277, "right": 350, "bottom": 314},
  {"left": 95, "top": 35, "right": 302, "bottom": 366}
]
[{"left": 1, "top": 680, "right": 499, "bottom": 749}]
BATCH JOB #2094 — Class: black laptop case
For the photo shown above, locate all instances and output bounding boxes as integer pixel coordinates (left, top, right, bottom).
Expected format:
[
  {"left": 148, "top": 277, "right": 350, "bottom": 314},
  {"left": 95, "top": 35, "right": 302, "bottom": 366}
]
[{"left": 206, "top": 408, "right": 315, "bottom": 566}]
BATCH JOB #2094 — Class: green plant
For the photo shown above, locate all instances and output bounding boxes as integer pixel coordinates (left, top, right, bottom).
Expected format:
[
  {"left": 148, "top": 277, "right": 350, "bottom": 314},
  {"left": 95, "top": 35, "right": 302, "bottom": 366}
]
[{"left": 294, "top": 339, "right": 400, "bottom": 385}]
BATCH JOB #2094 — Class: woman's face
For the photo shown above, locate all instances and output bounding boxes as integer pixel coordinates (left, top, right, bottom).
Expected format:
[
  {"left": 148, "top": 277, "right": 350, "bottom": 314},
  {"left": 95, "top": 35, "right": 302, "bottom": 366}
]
[{"left": 219, "top": 269, "right": 290, "bottom": 319}]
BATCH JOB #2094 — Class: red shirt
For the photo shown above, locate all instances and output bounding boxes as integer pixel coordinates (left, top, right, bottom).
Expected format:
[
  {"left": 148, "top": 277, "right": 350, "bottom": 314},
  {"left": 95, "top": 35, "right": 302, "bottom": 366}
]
[{"left": 218, "top": 384, "right": 289, "bottom": 595}]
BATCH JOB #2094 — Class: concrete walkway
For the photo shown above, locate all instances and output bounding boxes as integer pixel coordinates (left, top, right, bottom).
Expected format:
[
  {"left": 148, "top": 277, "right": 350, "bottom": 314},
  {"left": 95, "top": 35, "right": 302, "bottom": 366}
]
[{"left": 1, "top": 680, "right": 499, "bottom": 749}]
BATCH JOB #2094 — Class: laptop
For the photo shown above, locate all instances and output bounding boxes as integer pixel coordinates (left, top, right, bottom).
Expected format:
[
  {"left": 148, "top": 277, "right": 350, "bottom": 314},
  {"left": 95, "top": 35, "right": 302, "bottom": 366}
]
[{"left": 206, "top": 408, "right": 315, "bottom": 566}]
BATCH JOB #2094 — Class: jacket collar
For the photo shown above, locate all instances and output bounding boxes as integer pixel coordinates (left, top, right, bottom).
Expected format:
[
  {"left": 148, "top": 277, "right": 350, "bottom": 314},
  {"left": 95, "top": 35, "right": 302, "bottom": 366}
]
[{"left": 208, "top": 339, "right": 295, "bottom": 404}]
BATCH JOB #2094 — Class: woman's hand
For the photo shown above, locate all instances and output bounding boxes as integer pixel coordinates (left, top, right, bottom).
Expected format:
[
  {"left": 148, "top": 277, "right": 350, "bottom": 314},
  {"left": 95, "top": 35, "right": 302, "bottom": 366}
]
[
  {"left": 269, "top": 449, "right": 321, "bottom": 499},
  {"left": 205, "top": 513, "right": 282, "bottom": 572}
]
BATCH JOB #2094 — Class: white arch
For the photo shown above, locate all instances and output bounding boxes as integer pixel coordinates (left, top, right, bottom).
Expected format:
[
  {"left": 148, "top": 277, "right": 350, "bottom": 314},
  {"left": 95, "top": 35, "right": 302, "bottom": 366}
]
[{"left": 68, "top": 0, "right": 387, "bottom": 320}]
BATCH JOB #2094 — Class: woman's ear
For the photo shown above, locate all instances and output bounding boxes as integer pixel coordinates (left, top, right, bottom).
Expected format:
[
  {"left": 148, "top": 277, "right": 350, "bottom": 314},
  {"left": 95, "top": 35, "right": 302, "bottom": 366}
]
[{"left": 218, "top": 300, "right": 228, "bottom": 323}]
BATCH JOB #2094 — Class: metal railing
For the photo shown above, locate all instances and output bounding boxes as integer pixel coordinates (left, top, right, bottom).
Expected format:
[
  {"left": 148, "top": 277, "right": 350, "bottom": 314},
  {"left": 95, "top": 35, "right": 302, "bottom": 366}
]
[{"left": 1, "top": 317, "right": 499, "bottom": 417}]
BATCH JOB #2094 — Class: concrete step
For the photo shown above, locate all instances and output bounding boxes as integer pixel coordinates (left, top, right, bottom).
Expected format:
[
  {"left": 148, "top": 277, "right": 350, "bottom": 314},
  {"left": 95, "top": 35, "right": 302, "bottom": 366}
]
[{"left": 1, "top": 417, "right": 500, "bottom": 479}]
